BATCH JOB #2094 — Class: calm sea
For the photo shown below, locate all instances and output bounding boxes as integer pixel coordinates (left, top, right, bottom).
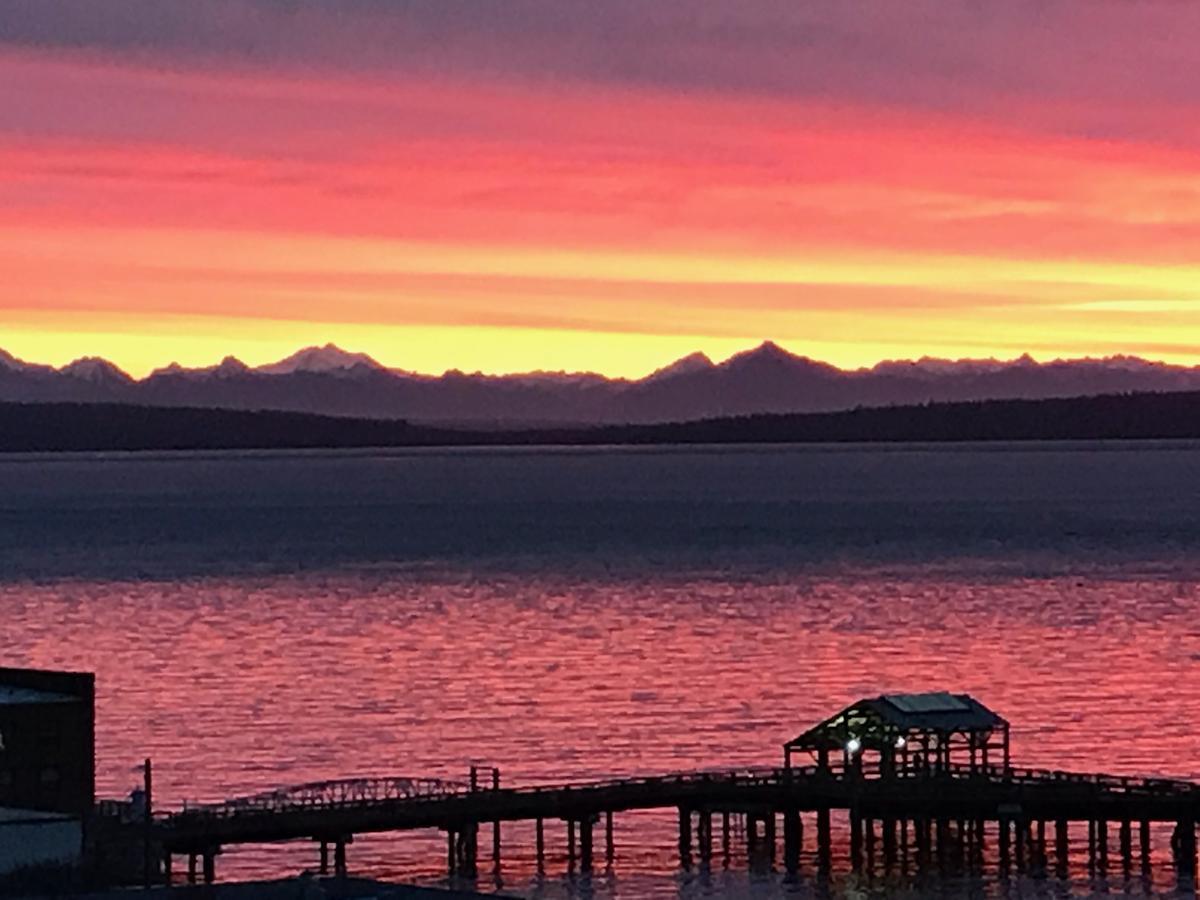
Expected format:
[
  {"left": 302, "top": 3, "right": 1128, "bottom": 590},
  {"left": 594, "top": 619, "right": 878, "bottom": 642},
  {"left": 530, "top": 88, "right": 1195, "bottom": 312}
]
[{"left": 3, "top": 442, "right": 1200, "bottom": 898}]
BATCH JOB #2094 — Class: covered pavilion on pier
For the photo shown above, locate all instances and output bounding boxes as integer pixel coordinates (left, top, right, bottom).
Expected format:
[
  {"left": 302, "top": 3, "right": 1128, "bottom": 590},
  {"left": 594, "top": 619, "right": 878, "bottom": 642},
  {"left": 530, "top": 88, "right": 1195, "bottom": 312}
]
[{"left": 783, "top": 691, "right": 1010, "bottom": 775}]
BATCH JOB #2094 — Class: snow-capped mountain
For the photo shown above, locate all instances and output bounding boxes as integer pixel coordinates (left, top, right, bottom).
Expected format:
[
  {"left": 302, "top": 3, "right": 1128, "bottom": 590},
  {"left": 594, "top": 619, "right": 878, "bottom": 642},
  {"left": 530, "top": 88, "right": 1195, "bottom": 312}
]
[
  {"left": 4, "top": 341, "right": 1200, "bottom": 425},
  {"left": 59, "top": 357, "right": 133, "bottom": 385},
  {"left": 644, "top": 352, "right": 715, "bottom": 383},
  {"left": 255, "top": 344, "right": 385, "bottom": 376},
  {"left": 150, "top": 356, "right": 250, "bottom": 381},
  {"left": 0, "top": 349, "right": 51, "bottom": 374}
]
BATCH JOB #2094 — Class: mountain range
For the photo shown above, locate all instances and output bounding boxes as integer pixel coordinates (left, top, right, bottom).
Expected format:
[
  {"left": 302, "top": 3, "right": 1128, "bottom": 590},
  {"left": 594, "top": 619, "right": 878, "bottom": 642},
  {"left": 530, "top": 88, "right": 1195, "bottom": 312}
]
[{"left": 5, "top": 342, "right": 1200, "bottom": 425}]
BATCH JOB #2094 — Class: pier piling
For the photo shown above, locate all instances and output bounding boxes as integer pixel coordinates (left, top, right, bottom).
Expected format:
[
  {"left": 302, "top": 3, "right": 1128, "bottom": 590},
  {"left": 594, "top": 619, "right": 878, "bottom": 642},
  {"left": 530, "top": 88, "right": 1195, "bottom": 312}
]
[
  {"left": 678, "top": 807, "right": 692, "bottom": 869},
  {"left": 864, "top": 816, "right": 875, "bottom": 872},
  {"left": 605, "top": 810, "right": 615, "bottom": 865},
  {"left": 882, "top": 817, "right": 897, "bottom": 871},
  {"left": 998, "top": 818, "right": 1011, "bottom": 874},
  {"left": 579, "top": 816, "right": 594, "bottom": 873},
  {"left": 722, "top": 810, "right": 731, "bottom": 867},
  {"left": 1120, "top": 819, "right": 1132, "bottom": 873},
  {"left": 1055, "top": 819, "right": 1069, "bottom": 877},
  {"left": 783, "top": 808, "right": 801, "bottom": 874},
  {"left": 567, "top": 819, "right": 576, "bottom": 872},
  {"left": 817, "top": 807, "right": 832, "bottom": 872},
  {"left": 491, "top": 768, "right": 501, "bottom": 872},
  {"left": 1174, "top": 819, "right": 1197, "bottom": 878}
]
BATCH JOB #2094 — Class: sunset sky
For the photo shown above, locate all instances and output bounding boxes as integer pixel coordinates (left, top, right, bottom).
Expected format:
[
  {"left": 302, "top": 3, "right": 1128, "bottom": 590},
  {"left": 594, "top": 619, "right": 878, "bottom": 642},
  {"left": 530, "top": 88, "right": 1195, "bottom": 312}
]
[{"left": 4, "top": 1, "right": 1200, "bottom": 378}]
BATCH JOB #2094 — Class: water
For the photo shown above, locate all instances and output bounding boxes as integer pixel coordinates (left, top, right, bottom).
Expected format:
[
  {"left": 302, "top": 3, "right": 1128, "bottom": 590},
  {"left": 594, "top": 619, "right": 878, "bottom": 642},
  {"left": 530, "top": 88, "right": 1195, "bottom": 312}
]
[{"left": 2, "top": 442, "right": 1200, "bottom": 897}]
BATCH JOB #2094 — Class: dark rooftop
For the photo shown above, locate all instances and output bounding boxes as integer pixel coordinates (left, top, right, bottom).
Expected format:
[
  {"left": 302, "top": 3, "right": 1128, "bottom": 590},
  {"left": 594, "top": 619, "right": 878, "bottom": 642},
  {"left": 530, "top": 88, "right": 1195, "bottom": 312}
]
[{"left": 785, "top": 691, "right": 1007, "bottom": 751}]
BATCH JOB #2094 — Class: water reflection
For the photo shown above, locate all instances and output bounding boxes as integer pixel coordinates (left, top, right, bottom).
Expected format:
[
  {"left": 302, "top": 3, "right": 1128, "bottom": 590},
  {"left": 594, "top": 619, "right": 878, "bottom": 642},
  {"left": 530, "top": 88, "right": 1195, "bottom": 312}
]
[{"left": 2, "top": 568, "right": 1199, "bottom": 897}]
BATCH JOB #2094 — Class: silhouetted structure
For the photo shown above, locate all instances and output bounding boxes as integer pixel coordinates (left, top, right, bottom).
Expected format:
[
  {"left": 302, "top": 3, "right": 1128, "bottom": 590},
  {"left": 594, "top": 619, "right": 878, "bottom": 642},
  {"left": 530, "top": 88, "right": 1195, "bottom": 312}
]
[
  {"left": 155, "top": 692, "right": 1199, "bottom": 889},
  {"left": 783, "top": 692, "right": 1010, "bottom": 774},
  {"left": 0, "top": 667, "right": 95, "bottom": 816}
]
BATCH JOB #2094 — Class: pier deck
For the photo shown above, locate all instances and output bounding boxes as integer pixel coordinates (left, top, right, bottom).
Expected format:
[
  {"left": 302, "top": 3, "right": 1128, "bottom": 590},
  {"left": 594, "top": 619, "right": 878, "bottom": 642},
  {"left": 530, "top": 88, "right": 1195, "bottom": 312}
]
[
  {"left": 157, "top": 761, "right": 1200, "bottom": 885},
  {"left": 150, "top": 692, "right": 1200, "bottom": 887}
]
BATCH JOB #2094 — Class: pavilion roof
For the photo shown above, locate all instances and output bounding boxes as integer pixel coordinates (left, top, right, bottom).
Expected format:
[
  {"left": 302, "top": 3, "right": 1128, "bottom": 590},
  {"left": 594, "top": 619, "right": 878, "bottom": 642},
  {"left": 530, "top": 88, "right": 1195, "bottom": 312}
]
[{"left": 785, "top": 692, "right": 1006, "bottom": 750}]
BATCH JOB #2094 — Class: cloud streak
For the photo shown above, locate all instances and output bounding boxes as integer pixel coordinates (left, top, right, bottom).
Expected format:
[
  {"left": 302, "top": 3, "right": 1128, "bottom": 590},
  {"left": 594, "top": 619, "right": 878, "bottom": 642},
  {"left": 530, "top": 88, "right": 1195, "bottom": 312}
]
[
  {"left": 5, "top": 1, "right": 1200, "bottom": 139},
  {"left": 3, "top": 1, "right": 1200, "bottom": 375}
]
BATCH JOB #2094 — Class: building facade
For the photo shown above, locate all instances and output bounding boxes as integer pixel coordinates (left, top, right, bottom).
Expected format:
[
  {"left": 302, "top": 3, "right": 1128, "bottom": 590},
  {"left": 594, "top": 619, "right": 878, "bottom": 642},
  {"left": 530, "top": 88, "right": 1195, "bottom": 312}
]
[{"left": 0, "top": 667, "right": 95, "bottom": 817}]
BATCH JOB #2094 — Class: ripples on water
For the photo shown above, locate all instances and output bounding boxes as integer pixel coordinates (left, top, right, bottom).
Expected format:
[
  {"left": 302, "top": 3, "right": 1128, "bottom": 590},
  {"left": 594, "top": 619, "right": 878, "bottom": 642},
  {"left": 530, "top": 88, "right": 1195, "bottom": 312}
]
[{"left": 1, "top": 444, "right": 1199, "bottom": 898}]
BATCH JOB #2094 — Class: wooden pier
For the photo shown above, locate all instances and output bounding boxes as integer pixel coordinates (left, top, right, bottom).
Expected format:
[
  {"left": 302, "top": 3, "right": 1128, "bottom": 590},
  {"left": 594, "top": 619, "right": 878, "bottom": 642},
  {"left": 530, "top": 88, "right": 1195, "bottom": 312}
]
[{"left": 155, "top": 693, "right": 1200, "bottom": 888}]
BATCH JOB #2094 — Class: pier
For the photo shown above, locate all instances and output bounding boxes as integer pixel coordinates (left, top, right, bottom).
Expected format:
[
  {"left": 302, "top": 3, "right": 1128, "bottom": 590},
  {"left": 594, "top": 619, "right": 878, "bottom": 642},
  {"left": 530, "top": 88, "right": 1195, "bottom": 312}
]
[{"left": 155, "top": 693, "right": 1200, "bottom": 887}]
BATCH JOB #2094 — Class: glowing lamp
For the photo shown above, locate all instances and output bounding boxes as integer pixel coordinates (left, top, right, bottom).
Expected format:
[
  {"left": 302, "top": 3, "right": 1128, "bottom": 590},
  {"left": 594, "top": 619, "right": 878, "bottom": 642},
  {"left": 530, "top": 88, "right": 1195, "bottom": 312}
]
[{"left": 845, "top": 737, "right": 862, "bottom": 754}]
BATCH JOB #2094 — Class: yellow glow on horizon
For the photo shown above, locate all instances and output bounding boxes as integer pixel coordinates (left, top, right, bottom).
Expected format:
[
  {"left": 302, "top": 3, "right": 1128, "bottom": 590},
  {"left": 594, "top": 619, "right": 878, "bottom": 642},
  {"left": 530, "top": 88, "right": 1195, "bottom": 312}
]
[
  {"left": 6, "top": 311, "right": 1200, "bottom": 381},
  {"left": 6, "top": 221, "right": 1200, "bottom": 378},
  {"left": 1, "top": 319, "right": 761, "bottom": 380}
]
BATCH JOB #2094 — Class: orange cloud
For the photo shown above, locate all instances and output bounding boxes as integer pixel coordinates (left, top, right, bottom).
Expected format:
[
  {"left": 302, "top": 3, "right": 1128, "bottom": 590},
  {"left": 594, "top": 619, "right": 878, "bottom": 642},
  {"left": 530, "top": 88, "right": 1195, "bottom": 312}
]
[{"left": 3, "top": 51, "right": 1200, "bottom": 377}]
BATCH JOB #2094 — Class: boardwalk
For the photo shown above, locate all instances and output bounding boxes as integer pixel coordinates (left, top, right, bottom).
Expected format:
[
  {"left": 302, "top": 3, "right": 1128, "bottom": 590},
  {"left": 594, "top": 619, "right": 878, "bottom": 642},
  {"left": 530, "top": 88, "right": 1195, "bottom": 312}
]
[
  {"left": 153, "top": 693, "right": 1200, "bottom": 887},
  {"left": 158, "top": 762, "right": 1200, "bottom": 885}
]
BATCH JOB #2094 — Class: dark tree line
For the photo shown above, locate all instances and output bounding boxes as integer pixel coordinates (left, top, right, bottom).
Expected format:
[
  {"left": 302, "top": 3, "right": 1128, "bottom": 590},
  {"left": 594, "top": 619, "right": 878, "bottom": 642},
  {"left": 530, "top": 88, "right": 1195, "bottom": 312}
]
[{"left": 1, "top": 391, "right": 1198, "bottom": 452}]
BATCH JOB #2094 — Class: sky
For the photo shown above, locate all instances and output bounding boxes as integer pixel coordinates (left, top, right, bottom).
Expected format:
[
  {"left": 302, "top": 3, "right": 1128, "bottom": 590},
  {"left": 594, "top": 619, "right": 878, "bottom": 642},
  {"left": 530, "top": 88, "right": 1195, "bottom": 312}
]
[{"left": 4, "top": 1, "right": 1200, "bottom": 378}]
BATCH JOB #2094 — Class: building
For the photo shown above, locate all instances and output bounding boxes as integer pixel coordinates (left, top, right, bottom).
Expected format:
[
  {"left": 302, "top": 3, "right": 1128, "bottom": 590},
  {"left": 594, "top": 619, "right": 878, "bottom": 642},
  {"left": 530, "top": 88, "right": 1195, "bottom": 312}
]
[
  {"left": 783, "top": 691, "right": 1009, "bottom": 774},
  {"left": 0, "top": 807, "right": 82, "bottom": 876},
  {"left": 0, "top": 667, "right": 95, "bottom": 817}
]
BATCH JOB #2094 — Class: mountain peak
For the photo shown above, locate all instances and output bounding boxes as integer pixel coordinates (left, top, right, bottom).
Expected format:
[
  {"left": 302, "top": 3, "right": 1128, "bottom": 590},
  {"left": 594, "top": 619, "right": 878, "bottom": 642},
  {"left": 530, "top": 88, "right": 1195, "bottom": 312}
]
[
  {"left": 723, "top": 341, "right": 819, "bottom": 369},
  {"left": 644, "top": 351, "right": 715, "bottom": 383},
  {"left": 59, "top": 357, "right": 132, "bottom": 384},
  {"left": 0, "top": 349, "right": 42, "bottom": 373},
  {"left": 213, "top": 356, "right": 250, "bottom": 376},
  {"left": 257, "top": 344, "right": 384, "bottom": 376}
]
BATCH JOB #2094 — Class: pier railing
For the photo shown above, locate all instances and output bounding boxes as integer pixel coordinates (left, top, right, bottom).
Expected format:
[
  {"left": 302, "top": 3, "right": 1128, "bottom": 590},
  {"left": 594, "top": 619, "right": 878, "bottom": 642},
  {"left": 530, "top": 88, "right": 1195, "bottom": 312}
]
[{"left": 161, "top": 760, "right": 1200, "bottom": 826}]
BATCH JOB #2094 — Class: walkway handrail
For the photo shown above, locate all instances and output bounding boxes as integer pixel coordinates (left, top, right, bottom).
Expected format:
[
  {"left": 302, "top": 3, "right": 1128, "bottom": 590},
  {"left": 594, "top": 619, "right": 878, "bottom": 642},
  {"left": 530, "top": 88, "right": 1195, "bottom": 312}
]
[{"left": 160, "top": 761, "right": 1199, "bottom": 827}]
